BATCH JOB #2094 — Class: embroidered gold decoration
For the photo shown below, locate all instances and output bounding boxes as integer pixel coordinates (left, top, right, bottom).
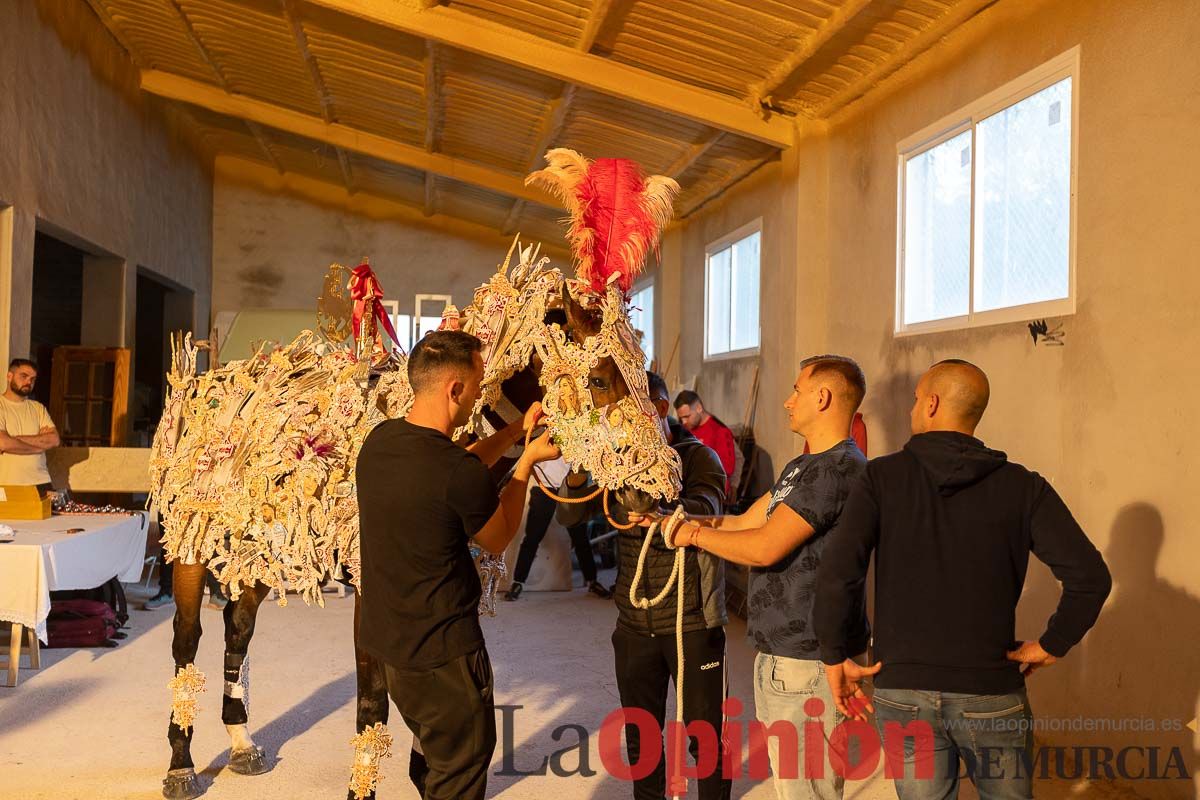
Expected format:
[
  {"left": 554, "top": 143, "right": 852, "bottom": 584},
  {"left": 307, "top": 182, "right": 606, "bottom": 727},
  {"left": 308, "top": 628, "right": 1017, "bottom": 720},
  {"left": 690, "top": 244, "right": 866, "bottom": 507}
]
[
  {"left": 317, "top": 263, "right": 354, "bottom": 345},
  {"left": 458, "top": 242, "right": 681, "bottom": 501},
  {"left": 348, "top": 722, "right": 393, "bottom": 800},
  {"left": 149, "top": 265, "right": 415, "bottom": 604},
  {"left": 151, "top": 149, "right": 683, "bottom": 614},
  {"left": 168, "top": 663, "right": 207, "bottom": 732}
]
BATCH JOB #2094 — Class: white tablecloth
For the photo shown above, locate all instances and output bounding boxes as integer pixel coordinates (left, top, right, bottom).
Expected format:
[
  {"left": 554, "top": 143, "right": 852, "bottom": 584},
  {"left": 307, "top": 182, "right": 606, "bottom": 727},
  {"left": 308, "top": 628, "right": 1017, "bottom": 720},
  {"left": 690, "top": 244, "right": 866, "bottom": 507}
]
[{"left": 0, "top": 513, "right": 148, "bottom": 643}]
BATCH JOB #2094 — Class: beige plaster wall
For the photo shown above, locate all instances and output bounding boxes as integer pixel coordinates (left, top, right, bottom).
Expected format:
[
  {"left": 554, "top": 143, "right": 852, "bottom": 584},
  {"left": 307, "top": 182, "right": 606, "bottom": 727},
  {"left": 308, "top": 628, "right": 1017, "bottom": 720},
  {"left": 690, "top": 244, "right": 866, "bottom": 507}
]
[
  {"left": 658, "top": 148, "right": 802, "bottom": 482},
  {"left": 211, "top": 159, "right": 569, "bottom": 319},
  {"left": 665, "top": 0, "right": 1199, "bottom": 793},
  {"left": 824, "top": 2, "right": 1199, "bottom": 788},
  {"left": 0, "top": 0, "right": 213, "bottom": 367}
]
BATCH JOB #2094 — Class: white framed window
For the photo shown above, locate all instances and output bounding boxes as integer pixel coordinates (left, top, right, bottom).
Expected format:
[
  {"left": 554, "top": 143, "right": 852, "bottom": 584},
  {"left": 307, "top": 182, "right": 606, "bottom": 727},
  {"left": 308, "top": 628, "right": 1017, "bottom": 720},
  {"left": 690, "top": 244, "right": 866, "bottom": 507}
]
[
  {"left": 704, "top": 219, "right": 761, "bottom": 359},
  {"left": 414, "top": 293, "right": 452, "bottom": 341},
  {"left": 381, "top": 295, "right": 452, "bottom": 353},
  {"left": 628, "top": 281, "right": 654, "bottom": 367},
  {"left": 896, "top": 47, "right": 1078, "bottom": 336},
  {"left": 381, "top": 300, "right": 412, "bottom": 352}
]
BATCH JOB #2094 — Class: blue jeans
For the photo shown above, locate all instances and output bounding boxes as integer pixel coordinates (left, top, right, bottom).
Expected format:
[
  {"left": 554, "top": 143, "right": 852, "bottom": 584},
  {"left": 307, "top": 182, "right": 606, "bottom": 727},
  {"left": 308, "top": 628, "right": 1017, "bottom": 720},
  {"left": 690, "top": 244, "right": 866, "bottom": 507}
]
[
  {"left": 872, "top": 688, "right": 1033, "bottom": 800},
  {"left": 753, "top": 653, "right": 844, "bottom": 800}
]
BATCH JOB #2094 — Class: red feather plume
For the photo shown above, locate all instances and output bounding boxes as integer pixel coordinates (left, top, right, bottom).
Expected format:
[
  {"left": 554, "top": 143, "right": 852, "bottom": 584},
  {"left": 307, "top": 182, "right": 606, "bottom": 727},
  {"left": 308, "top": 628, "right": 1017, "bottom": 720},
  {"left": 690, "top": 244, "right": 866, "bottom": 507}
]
[{"left": 526, "top": 149, "right": 679, "bottom": 295}]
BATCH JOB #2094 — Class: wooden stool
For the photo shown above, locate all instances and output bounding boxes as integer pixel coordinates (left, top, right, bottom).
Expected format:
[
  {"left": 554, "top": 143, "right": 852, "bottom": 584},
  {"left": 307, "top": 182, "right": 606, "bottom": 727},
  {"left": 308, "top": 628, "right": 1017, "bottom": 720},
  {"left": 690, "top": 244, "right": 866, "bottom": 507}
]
[{"left": 3, "top": 623, "right": 41, "bottom": 687}]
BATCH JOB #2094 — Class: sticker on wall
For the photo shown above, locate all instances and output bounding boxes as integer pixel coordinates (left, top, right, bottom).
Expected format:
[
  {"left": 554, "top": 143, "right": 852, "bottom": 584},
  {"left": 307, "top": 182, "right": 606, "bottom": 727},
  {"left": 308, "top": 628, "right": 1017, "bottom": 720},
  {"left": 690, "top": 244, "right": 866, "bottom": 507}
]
[{"left": 1028, "top": 319, "right": 1064, "bottom": 347}]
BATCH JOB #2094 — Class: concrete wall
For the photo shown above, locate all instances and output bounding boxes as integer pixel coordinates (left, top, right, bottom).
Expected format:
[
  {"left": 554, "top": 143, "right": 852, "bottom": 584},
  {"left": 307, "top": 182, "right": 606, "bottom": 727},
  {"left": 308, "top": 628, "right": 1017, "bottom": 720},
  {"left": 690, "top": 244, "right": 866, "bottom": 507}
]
[
  {"left": 665, "top": 0, "right": 1199, "bottom": 794},
  {"left": 0, "top": 0, "right": 212, "bottom": 371},
  {"left": 212, "top": 158, "right": 569, "bottom": 320}
]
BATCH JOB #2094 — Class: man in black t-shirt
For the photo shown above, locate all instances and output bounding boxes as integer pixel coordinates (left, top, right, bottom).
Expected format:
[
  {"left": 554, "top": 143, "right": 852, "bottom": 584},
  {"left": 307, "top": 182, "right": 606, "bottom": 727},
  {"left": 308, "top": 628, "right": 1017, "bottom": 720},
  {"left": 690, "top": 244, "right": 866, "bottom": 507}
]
[{"left": 356, "top": 330, "right": 559, "bottom": 800}]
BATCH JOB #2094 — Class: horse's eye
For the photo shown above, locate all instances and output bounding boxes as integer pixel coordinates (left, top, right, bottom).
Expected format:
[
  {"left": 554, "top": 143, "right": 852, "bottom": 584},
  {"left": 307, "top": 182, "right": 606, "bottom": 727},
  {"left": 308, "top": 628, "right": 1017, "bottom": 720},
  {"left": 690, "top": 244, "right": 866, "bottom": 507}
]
[{"left": 590, "top": 377, "right": 608, "bottom": 390}]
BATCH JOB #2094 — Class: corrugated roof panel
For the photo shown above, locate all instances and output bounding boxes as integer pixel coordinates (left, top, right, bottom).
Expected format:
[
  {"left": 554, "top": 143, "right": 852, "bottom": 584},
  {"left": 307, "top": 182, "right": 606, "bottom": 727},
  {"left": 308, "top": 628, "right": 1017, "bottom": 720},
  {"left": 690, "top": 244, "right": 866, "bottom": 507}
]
[
  {"left": 447, "top": 0, "right": 589, "bottom": 47},
  {"left": 177, "top": 104, "right": 274, "bottom": 162},
  {"left": 347, "top": 155, "right": 428, "bottom": 207},
  {"left": 438, "top": 50, "right": 565, "bottom": 174},
  {"left": 601, "top": 0, "right": 831, "bottom": 98},
  {"left": 298, "top": 4, "right": 428, "bottom": 145},
  {"left": 557, "top": 90, "right": 711, "bottom": 175},
  {"left": 87, "top": 0, "right": 988, "bottom": 231},
  {"left": 671, "top": 134, "right": 774, "bottom": 206},
  {"left": 783, "top": 0, "right": 945, "bottom": 114},
  {"left": 436, "top": 177, "right": 514, "bottom": 230},
  {"left": 270, "top": 141, "right": 348, "bottom": 186},
  {"left": 93, "top": 0, "right": 220, "bottom": 80},
  {"left": 177, "top": 0, "right": 324, "bottom": 116},
  {"left": 512, "top": 203, "right": 570, "bottom": 249}
]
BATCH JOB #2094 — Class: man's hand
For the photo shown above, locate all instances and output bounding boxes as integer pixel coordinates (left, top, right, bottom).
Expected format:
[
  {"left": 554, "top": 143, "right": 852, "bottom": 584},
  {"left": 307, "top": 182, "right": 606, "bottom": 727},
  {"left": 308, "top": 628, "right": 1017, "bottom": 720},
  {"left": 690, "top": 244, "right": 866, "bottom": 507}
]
[
  {"left": 521, "top": 430, "right": 560, "bottom": 466},
  {"left": 625, "top": 509, "right": 662, "bottom": 528},
  {"left": 825, "top": 659, "right": 882, "bottom": 721},
  {"left": 1006, "top": 641, "right": 1057, "bottom": 677},
  {"left": 665, "top": 520, "right": 699, "bottom": 548},
  {"left": 565, "top": 467, "right": 589, "bottom": 489},
  {"left": 522, "top": 402, "right": 544, "bottom": 434}
]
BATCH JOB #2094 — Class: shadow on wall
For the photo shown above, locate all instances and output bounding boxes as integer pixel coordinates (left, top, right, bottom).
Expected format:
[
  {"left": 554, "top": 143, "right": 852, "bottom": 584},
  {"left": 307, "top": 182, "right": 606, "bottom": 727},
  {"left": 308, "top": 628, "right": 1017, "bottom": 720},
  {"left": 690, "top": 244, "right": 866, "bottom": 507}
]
[{"left": 1019, "top": 502, "right": 1199, "bottom": 799}]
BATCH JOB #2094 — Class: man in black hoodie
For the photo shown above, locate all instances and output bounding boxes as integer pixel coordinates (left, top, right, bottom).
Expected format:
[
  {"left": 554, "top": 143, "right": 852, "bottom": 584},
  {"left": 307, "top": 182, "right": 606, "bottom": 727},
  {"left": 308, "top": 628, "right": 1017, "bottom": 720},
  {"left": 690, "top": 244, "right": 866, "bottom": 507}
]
[
  {"left": 815, "top": 359, "right": 1111, "bottom": 799},
  {"left": 558, "top": 370, "right": 729, "bottom": 800}
]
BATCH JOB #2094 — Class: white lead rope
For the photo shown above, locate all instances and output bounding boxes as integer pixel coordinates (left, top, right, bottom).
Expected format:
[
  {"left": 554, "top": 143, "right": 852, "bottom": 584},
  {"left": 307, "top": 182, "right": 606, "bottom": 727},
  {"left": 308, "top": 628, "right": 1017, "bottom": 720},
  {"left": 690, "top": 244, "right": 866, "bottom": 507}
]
[{"left": 628, "top": 506, "right": 690, "bottom": 794}]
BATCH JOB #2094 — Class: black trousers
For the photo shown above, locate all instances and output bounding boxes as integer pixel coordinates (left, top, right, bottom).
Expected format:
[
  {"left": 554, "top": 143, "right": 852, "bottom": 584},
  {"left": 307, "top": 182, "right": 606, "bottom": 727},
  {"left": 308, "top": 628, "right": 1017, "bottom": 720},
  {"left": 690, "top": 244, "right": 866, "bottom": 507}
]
[
  {"left": 384, "top": 648, "right": 497, "bottom": 800},
  {"left": 513, "top": 489, "right": 598, "bottom": 584},
  {"left": 613, "top": 626, "right": 732, "bottom": 800}
]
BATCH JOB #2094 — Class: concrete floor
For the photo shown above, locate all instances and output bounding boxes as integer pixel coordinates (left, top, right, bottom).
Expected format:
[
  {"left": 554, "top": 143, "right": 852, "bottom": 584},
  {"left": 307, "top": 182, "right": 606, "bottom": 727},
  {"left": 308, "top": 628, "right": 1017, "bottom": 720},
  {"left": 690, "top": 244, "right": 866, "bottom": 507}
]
[{"left": 0, "top": 570, "right": 1125, "bottom": 800}]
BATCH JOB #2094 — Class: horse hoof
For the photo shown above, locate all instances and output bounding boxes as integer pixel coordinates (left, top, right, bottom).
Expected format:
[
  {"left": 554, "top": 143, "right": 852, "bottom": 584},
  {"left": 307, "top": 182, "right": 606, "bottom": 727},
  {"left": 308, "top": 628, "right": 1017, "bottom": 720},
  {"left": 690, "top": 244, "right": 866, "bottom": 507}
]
[
  {"left": 228, "top": 745, "right": 270, "bottom": 775},
  {"left": 162, "top": 768, "right": 203, "bottom": 800}
]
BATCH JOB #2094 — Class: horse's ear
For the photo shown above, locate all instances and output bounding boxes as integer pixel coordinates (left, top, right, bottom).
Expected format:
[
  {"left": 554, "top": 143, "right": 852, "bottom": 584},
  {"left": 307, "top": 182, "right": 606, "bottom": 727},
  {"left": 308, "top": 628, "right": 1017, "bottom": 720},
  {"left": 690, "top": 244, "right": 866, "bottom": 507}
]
[{"left": 561, "top": 283, "right": 585, "bottom": 338}]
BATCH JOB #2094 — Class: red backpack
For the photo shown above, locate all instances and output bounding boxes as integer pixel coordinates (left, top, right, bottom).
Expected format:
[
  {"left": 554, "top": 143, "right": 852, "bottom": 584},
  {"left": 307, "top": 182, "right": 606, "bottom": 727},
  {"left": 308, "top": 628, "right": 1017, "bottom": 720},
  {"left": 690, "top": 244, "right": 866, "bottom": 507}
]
[{"left": 46, "top": 599, "right": 120, "bottom": 648}]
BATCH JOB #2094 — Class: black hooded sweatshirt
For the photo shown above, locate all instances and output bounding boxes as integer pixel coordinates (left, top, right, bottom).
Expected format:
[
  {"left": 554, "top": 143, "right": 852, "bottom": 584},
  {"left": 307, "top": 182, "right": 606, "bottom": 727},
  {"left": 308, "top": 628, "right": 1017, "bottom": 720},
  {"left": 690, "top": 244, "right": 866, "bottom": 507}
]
[{"left": 815, "top": 431, "right": 1111, "bottom": 694}]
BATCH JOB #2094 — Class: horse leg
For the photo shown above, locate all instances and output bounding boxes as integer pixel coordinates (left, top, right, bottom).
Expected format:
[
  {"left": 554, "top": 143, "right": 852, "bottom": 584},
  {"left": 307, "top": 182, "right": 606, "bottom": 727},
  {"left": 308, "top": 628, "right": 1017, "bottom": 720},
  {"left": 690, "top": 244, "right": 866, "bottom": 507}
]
[
  {"left": 164, "top": 561, "right": 209, "bottom": 800},
  {"left": 221, "top": 581, "right": 273, "bottom": 775},
  {"left": 347, "top": 589, "right": 398, "bottom": 800}
]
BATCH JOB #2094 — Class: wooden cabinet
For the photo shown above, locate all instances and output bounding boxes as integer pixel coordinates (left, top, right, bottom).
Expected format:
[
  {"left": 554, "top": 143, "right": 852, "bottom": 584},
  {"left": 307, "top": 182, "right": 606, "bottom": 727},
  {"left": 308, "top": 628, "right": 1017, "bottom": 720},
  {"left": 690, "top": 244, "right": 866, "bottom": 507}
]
[{"left": 48, "top": 347, "right": 130, "bottom": 447}]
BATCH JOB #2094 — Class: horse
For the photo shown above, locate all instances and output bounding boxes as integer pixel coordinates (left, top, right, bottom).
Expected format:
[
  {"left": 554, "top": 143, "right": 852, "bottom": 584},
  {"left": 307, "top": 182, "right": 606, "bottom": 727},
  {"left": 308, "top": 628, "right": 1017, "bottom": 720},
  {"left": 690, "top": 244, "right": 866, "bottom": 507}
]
[
  {"left": 153, "top": 148, "right": 681, "bottom": 800},
  {"left": 151, "top": 325, "right": 413, "bottom": 800},
  {"left": 152, "top": 258, "right": 678, "bottom": 800}
]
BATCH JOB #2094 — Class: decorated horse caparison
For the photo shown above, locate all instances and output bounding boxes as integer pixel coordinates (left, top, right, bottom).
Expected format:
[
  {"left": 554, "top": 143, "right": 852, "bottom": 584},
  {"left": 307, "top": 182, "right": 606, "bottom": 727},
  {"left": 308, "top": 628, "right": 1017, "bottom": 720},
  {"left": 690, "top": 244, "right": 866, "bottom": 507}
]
[{"left": 148, "top": 149, "right": 683, "bottom": 800}]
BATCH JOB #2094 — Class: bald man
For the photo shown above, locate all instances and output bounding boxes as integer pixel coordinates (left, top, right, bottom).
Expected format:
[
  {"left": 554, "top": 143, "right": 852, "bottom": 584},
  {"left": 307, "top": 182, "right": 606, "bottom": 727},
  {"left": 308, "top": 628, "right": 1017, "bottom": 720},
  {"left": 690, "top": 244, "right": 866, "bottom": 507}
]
[{"left": 815, "top": 359, "right": 1111, "bottom": 800}]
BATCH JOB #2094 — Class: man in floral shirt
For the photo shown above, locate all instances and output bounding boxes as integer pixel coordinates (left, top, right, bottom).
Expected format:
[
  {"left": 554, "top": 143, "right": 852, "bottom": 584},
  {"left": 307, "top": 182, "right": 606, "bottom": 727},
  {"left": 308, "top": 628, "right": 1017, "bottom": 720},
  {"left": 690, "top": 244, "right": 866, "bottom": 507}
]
[{"left": 669, "top": 355, "right": 869, "bottom": 800}]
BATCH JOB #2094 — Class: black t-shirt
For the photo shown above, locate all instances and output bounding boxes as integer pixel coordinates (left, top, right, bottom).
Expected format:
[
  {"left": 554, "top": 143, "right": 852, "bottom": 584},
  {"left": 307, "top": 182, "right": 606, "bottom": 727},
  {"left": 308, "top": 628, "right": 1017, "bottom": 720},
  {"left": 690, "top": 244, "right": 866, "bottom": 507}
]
[
  {"left": 356, "top": 418, "right": 499, "bottom": 670},
  {"left": 747, "top": 439, "right": 867, "bottom": 659}
]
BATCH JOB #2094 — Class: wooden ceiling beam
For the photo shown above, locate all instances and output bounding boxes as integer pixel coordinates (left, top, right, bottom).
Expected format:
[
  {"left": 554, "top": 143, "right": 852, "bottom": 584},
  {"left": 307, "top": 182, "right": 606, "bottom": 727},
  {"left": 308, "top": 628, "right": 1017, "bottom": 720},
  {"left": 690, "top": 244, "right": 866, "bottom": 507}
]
[
  {"left": 335, "top": 148, "right": 355, "bottom": 193},
  {"left": 502, "top": 75, "right": 579, "bottom": 235},
  {"left": 243, "top": 120, "right": 285, "bottom": 175},
  {"left": 301, "top": 0, "right": 794, "bottom": 147},
  {"left": 281, "top": 0, "right": 353, "bottom": 190},
  {"left": 424, "top": 173, "right": 436, "bottom": 217},
  {"left": 213, "top": 154, "right": 570, "bottom": 249},
  {"left": 679, "top": 155, "right": 773, "bottom": 218},
  {"left": 423, "top": 41, "right": 439, "bottom": 216},
  {"left": 577, "top": 0, "right": 615, "bottom": 54},
  {"left": 746, "top": 0, "right": 875, "bottom": 112},
  {"left": 663, "top": 130, "right": 723, "bottom": 179},
  {"left": 162, "top": 0, "right": 285, "bottom": 172},
  {"left": 142, "top": 69, "right": 558, "bottom": 206},
  {"left": 283, "top": 0, "right": 333, "bottom": 120},
  {"left": 500, "top": 198, "right": 526, "bottom": 237}
]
